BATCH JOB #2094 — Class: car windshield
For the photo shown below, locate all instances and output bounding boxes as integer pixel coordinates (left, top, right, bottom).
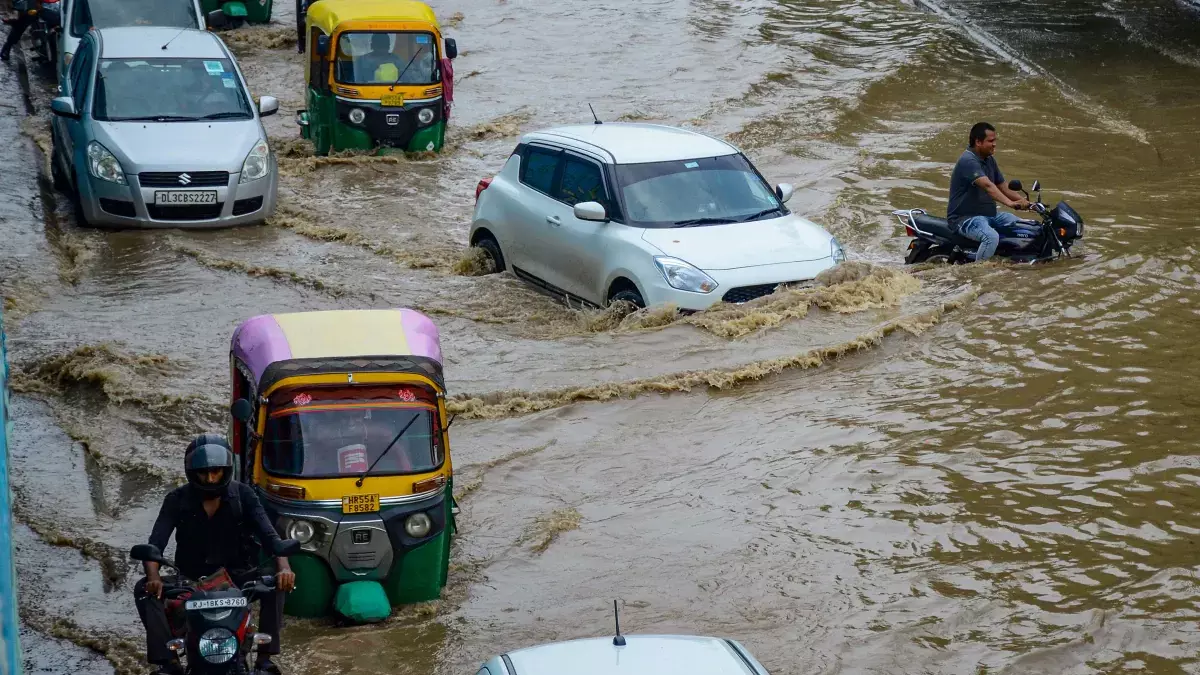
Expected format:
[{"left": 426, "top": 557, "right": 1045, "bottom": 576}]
[
  {"left": 261, "top": 387, "right": 443, "bottom": 479},
  {"left": 334, "top": 31, "right": 437, "bottom": 85},
  {"left": 93, "top": 58, "right": 253, "bottom": 122},
  {"left": 71, "top": 0, "right": 198, "bottom": 37},
  {"left": 613, "top": 153, "right": 784, "bottom": 228}
]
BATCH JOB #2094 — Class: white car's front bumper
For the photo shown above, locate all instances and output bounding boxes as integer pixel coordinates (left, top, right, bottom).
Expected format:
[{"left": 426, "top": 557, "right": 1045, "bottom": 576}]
[{"left": 641, "top": 256, "right": 840, "bottom": 311}]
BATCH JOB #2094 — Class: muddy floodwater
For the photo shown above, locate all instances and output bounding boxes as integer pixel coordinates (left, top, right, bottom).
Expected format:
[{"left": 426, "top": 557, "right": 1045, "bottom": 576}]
[{"left": 3, "top": 0, "right": 1200, "bottom": 673}]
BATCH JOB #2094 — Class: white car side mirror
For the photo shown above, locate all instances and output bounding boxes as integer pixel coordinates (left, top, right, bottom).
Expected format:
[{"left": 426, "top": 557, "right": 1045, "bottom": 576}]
[
  {"left": 775, "top": 183, "right": 794, "bottom": 204},
  {"left": 574, "top": 201, "right": 607, "bottom": 222},
  {"left": 259, "top": 96, "right": 279, "bottom": 117}
]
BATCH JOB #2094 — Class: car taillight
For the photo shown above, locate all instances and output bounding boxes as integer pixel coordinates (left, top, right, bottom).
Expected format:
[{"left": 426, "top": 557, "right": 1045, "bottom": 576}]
[{"left": 475, "top": 177, "right": 492, "bottom": 203}]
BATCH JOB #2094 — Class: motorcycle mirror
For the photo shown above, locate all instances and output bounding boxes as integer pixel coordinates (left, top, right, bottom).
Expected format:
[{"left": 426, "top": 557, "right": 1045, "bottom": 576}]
[
  {"left": 1007, "top": 179, "right": 1023, "bottom": 192},
  {"left": 273, "top": 538, "right": 301, "bottom": 557},
  {"left": 1031, "top": 180, "right": 1041, "bottom": 193},
  {"left": 129, "top": 543, "right": 164, "bottom": 563},
  {"left": 230, "top": 398, "right": 253, "bottom": 422}
]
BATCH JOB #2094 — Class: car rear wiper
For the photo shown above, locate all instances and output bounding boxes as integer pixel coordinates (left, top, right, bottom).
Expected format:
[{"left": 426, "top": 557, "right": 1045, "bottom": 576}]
[
  {"left": 672, "top": 217, "right": 739, "bottom": 227},
  {"left": 738, "top": 206, "right": 784, "bottom": 222},
  {"left": 200, "top": 111, "right": 251, "bottom": 120},
  {"left": 109, "top": 115, "right": 200, "bottom": 122}
]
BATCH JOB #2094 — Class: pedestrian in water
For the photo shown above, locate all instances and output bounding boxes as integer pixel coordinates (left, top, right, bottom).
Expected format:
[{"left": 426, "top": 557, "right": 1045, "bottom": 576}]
[
  {"left": 946, "top": 121, "right": 1031, "bottom": 262},
  {"left": 0, "top": 0, "right": 40, "bottom": 61}
]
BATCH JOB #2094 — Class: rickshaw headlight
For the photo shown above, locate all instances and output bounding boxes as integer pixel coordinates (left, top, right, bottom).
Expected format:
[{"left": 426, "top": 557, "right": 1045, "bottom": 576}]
[
  {"left": 404, "top": 512, "right": 432, "bottom": 538},
  {"left": 287, "top": 519, "right": 315, "bottom": 544},
  {"left": 239, "top": 139, "right": 270, "bottom": 184},
  {"left": 348, "top": 107, "right": 366, "bottom": 125},
  {"left": 417, "top": 107, "right": 434, "bottom": 125}
]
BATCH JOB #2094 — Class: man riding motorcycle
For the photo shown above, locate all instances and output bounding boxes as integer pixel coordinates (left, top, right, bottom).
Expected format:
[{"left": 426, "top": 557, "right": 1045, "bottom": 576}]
[
  {"left": 135, "top": 435, "right": 296, "bottom": 675},
  {"left": 947, "top": 121, "right": 1032, "bottom": 262}
]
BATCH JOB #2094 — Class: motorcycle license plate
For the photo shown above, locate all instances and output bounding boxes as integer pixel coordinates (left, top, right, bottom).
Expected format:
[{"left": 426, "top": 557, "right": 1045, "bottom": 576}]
[
  {"left": 185, "top": 597, "right": 247, "bottom": 610},
  {"left": 342, "top": 493, "right": 380, "bottom": 514},
  {"left": 154, "top": 190, "right": 217, "bottom": 205},
  {"left": 380, "top": 93, "right": 405, "bottom": 107}
]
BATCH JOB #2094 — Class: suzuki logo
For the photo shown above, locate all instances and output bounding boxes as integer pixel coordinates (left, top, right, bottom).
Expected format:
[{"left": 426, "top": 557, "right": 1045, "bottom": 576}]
[
  {"left": 178, "top": 173, "right": 192, "bottom": 185},
  {"left": 385, "top": 114, "right": 399, "bottom": 126}
]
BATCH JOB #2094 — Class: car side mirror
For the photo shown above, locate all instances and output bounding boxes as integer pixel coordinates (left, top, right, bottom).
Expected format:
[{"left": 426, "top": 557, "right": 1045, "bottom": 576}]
[
  {"left": 205, "top": 8, "right": 228, "bottom": 28},
  {"left": 315, "top": 34, "right": 330, "bottom": 56},
  {"left": 775, "top": 183, "right": 794, "bottom": 204},
  {"left": 258, "top": 95, "right": 279, "bottom": 117},
  {"left": 273, "top": 538, "right": 301, "bottom": 557},
  {"left": 50, "top": 96, "right": 78, "bottom": 119},
  {"left": 574, "top": 201, "right": 607, "bottom": 222},
  {"left": 231, "top": 398, "right": 253, "bottom": 422},
  {"left": 1007, "top": 179, "right": 1023, "bottom": 192},
  {"left": 1031, "top": 180, "right": 1040, "bottom": 192},
  {"left": 444, "top": 37, "right": 457, "bottom": 60},
  {"left": 129, "top": 544, "right": 165, "bottom": 563}
]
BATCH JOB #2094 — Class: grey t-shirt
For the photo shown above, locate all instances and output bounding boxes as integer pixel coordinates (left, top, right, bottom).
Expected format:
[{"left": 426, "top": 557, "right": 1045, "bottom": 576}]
[{"left": 947, "top": 149, "right": 1005, "bottom": 227}]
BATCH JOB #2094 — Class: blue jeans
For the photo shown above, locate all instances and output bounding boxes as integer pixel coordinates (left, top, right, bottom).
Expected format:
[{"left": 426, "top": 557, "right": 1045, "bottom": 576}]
[{"left": 958, "top": 212, "right": 1020, "bottom": 262}]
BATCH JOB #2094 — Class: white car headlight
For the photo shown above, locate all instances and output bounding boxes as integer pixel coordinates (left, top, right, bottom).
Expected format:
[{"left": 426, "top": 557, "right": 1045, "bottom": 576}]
[
  {"left": 653, "top": 256, "right": 718, "bottom": 294},
  {"left": 831, "top": 237, "right": 846, "bottom": 263},
  {"left": 404, "top": 512, "right": 432, "bottom": 538},
  {"left": 239, "top": 139, "right": 270, "bottom": 184},
  {"left": 348, "top": 107, "right": 366, "bottom": 124},
  {"left": 86, "top": 142, "right": 125, "bottom": 184},
  {"left": 417, "top": 107, "right": 434, "bottom": 125}
]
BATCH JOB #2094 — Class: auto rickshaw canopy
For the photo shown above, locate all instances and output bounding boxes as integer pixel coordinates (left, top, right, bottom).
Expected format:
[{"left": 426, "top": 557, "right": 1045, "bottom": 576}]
[{"left": 305, "top": 0, "right": 441, "bottom": 39}]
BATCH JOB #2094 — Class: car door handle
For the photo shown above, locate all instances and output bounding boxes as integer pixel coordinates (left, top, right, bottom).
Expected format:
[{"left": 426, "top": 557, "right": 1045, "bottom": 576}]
[{"left": 546, "top": 215, "right": 561, "bottom": 226}]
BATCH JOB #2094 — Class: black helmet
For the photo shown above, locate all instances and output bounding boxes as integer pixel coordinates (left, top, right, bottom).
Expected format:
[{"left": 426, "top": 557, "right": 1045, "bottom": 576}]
[
  {"left": 185, "top": 433, "right": 232, "bottom": 458},
  {"left": 185, "top": 443, "right": 235, "bottom": 496}
]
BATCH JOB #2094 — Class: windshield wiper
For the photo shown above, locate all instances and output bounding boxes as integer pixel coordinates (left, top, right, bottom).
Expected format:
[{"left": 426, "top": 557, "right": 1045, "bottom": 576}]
[
  {"left": 672, "top": 217, "right": 739, "bottom": 227},
  {"left": 200, "top": 111, "right": 250, "bottom": 120},
  {"left": 355, "top": 412, "right": 420, "bottom": 487},
  {"left": 108, "top": 115, "right": 200, "bottom": 122},
  {"left": 389, "top": 45, "right": 426, "bottom": 91},
  {"left": 738, "top": 206, "right": 784, "bottom": 222}
]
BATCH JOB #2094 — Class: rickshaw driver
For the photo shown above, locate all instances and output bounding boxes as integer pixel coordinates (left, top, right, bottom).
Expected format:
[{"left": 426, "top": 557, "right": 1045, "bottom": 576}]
[
  {"left": 135, "top": 437, "right": 297, "bottom": 675},
  {"left": 359, "top": 32, "right": 402, "bottom": 83}
]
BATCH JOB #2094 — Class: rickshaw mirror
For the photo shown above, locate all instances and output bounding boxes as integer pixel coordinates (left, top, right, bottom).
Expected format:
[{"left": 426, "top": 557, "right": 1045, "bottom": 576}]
[
  {"left": 574, "top": 201, "right": 608, "bottom": 222},
  {"left": 315, "top": 34, "right": 330, "bottom": 56},
  {"left": 273, "top": 538, "right": 301, "bottom": 557},
  {"left": 129, "top": 543, "right": 164, "bottom": 563},
  {"left": 231, "top": 398, "right": 253, "bottom": 422},
  {"left": 444, "top": 37, "right": 457, "bottom": 60},
  {"left": 775, "top": 183, "right": 794, "bottom": 204},
  {"left": 205, "top": 8, "right": 228, "bottom": 28}
]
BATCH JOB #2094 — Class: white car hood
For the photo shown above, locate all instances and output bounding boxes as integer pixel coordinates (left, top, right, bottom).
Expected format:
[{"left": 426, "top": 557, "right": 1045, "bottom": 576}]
[
  {"left": 640, "top": 213, "right": 834, "bottom": 270},
  {"left": 95, "top": 120, "right": 262, "bottom": 173}
]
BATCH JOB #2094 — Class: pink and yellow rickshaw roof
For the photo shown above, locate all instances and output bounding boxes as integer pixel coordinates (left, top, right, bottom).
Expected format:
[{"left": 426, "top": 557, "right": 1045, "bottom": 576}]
[{"left": 231, "top": 309, "right": 442, "bottom": 387}]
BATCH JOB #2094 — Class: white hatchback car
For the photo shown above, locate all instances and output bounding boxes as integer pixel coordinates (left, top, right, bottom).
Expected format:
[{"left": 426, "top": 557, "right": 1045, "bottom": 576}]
[
  {"left": 469, "top": 123, "right": 846, "bottom": 311},
  {"left": 476, "top": 634, "right": 773, "bottom": 675}
]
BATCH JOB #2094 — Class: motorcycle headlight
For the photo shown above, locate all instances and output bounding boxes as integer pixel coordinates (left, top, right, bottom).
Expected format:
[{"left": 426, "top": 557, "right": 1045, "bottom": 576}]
[
  {"left": 417, "top": 107, "right": 434, "bottom": 125},
  {"left": 286, "top": 519, "right": 315, "bottom": 544},
  {"left": 404, "top": 512, "right": 432, "bottom": 538},
  {"left": 348, "top": 107, "right": 366, "bottom": 124},
  {"left": 831, "top": 237, "right": 846, "bottom": 263},
  {"left": 239, "top": 139, "right": 270, "bottom": 184},
  {"left": 198, "top": 628, "right": 238, "bottom": 664},
  {"left": 86, "top": 142, "right": 126, "bottom": 184},
  {"left": 653, "top": 256, "right": 718, "bottom": 294}
]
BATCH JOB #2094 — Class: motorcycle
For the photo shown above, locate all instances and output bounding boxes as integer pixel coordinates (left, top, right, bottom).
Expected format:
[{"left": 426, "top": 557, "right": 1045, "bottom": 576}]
[
  {"left": 26, "top": 0, "right": 59, "bottom": 65},
  {"left": 894, "top": 180, "right": 1084, "bottom": 264},
  {"left": 129, "top": 539, "right": 300, "bottom": 675}
]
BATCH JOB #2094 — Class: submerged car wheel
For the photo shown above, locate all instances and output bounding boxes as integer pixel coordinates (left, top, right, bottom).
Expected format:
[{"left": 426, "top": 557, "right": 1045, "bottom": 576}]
[
  {"left": 475, "top": 236, "right": 505, "bottom": 274},
  {"left": 50, "top": 145, "right": 68, "bottom": 192},
  {"left": 609, "top": 288, "right": 645, "bottom": 310},
  {"left": 69, "top": 173, "right": 89, "bottom": 227}
]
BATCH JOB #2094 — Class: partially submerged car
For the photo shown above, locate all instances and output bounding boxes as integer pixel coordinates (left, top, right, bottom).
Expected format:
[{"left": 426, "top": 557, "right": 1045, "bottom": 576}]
[{"left": 49, "top": 26, "right": 280, "bottom": 228}]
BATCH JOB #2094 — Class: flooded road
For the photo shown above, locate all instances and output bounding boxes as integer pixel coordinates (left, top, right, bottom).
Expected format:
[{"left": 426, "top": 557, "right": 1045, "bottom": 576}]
[{"left": 4, "top": 0, "right": 1200, "bottom": 673}]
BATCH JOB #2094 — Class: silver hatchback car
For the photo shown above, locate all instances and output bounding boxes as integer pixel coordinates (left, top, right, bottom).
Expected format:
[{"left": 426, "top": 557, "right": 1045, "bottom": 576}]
[{"left": 49, "top": 26, "right": 279, "bottom": 228}]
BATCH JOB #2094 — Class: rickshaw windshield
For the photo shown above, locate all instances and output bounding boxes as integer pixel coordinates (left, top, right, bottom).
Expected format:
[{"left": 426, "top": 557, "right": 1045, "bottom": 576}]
[
  {"left": 334, "top": 31, "right": 437, "bottom": 85},
  {"left": 262, "top": 386, "right": 443, "bottom": 479}
]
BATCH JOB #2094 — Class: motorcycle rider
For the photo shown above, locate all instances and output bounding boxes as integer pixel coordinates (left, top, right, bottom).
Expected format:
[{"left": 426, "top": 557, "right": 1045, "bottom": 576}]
[
  {"left": 135, "top": 435, "right": 296, "bottom": 675},
  {"left": 0, "top": 0, "right": 40, "bottom": 61},
  {"left": 947, "top": 121, "right": 1031, "bottom": 262}
]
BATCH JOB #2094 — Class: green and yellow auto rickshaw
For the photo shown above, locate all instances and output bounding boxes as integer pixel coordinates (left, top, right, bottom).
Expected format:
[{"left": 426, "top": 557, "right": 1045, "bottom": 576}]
[
  {"left": 295, "top": 0, "right": 457, "bottom": 155},
  {"left": 227, "top": 308, "right": 457, "bottom": 624}
]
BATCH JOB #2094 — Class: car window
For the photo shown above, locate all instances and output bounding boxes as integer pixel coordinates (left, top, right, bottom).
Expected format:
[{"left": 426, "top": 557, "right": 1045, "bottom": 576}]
[
  {"left": 68, "top": 40, "right": 94, "bottom": 105},
  {"left": 71, "top": 0, "right": 199, "bottom": 37},
  {"left": 92, "top": 58, "right": 253, "bottom": 122},
  {"left": 613, "top": 153, "right": 782, "bottom": 228},
  {"left": 520, "top": 146, "right": 560, "bottom": 195},
  {"left": 556, "top": 155, "right": 607, "bottom": 207}
]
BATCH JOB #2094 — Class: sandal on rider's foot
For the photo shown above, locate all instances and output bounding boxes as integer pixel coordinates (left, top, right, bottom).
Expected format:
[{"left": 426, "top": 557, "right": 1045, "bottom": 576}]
[{"left": 255, "top": 658, "right": 283, "bottom": 674}]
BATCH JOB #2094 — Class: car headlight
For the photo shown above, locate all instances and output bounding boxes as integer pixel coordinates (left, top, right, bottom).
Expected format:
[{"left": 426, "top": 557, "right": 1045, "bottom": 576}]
[
  {"left": 404, "top": 512, "right": 432, "bottom": 538},
  {"left": 417, "top": 107, "right": 434, "bottom": 125},
  {"left": 831, "top": 237, "right": 846, "bottom": 263},
  {"left": 348, "top": 107, "right": 366, "bottom": 124},
  {"left": 198, "top": 628, "right": 238, "bottom": 664},
  {"left": 239, "top": 139, "right": 270, "bottom": 184},
  {"left": 653, "top": 256, "right": 718, "bottom": 294},
  {"left": 286, "top": 519, "right": 315, "bottom": 544},
  {"left": 86, "top": 142, "right": 125, "bottom": 184}
]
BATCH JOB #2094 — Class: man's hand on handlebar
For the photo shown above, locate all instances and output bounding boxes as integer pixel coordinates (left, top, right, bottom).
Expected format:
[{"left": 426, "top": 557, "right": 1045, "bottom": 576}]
[
  {"left": 276, "top": 557, "right": 296, "bottom": 593},
  {"left": 1012, "top": 197, "right": 1031, "bottom": 211}
]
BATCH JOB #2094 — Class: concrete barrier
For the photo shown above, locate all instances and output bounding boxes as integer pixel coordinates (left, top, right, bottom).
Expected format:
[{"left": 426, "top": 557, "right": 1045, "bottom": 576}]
[{"left": 0, "top": 307, "right": 20, "bottom": 675}]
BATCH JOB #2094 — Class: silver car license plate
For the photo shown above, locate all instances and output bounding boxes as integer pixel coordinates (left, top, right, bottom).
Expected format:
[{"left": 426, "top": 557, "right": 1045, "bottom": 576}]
[
  {"left": 154, "top": 190, "right": 217, "bottom": 205},
  {"left": 184, "top": 597, "right": 247, "bottom": 610}
]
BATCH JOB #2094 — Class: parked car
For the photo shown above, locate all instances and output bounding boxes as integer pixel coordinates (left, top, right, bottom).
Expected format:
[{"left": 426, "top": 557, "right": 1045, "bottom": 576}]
[
  {"left": 55, "top": 0, "right": 223, "bottom": 84},
  {"left": 468, "top": 122, "right": 846, "bottom": 311},
  {"left": 49, "top": 26, "right": 279, "bottom": 229},
  {"left": 477, "top": 634, "right": 773, "bottom": 675}
]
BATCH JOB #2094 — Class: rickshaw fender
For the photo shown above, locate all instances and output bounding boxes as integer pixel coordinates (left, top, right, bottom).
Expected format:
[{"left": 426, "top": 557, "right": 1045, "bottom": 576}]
[
  {"left": 221, "top": 1, "right": 248, "bottom": 17},
  {"left": 333, "top": 580, "right": 391, "bottom": 624}
]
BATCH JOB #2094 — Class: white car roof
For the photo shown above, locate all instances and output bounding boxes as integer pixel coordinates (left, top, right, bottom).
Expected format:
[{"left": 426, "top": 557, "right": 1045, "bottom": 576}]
[
  {"left": 504, "top": 634, "right": 757, "bottom": 675},
  {"left": 96, "top": 27, "right": 227, "bottom": 60},
  {"left": 523, "top": 123, "right": 739, "bottom": 165}
]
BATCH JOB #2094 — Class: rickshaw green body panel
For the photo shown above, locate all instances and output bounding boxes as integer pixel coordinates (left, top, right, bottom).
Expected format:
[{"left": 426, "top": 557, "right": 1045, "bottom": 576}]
[{"left": 301, "top": 88, "right": 447, "bottom": 155}]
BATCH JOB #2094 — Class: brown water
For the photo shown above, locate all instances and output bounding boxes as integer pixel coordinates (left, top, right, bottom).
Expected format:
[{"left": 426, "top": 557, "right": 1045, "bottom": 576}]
[{"left": 4, "top": 0, "right": 1200, "bottom": 673}]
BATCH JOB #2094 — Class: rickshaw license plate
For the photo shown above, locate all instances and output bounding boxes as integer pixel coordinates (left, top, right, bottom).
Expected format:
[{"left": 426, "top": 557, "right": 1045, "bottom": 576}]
[
  {"left": 380, "top": 93, "right": 405, "bottom": 107},
  {"left": 185, "top": 597, "right": 247, "bottom": 610},
  {"left": 343, "top": 493, "right": 380, "bottom": 514},
  {"left": 154, "top": 190, "right": 217, "bottom": 205}
]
